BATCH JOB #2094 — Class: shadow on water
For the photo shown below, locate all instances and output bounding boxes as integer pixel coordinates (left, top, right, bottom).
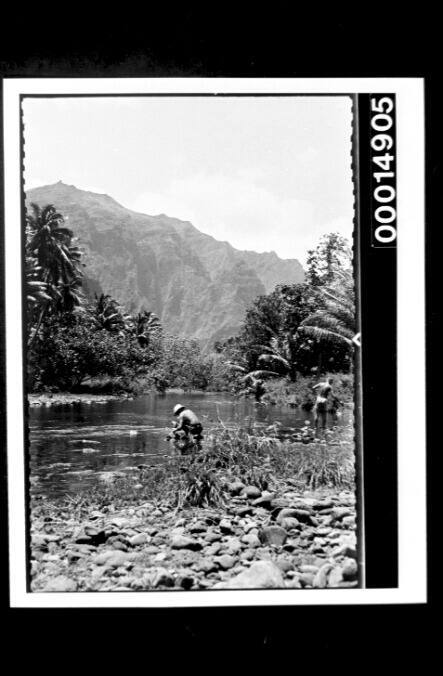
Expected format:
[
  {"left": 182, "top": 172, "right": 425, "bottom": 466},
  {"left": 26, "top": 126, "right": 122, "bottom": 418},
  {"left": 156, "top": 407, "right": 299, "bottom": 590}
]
[{"left": 29, "top": 392, "right": 352, "bottom": 499}]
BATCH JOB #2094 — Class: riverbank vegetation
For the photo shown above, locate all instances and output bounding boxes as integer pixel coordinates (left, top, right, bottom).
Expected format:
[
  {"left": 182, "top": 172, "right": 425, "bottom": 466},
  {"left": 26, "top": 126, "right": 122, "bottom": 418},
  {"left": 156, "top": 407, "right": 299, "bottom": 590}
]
[
  {"left": 26, "top": 203, "right": 355, "bottom": 408},
  {"left": 30, "top": 421, "right": 357, "bottom": 591}
]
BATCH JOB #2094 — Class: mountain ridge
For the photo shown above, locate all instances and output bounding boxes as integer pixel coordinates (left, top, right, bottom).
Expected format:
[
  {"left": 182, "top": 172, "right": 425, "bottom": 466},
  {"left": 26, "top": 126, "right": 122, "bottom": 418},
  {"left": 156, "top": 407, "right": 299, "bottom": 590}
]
[{"left": 26, "top": 182, "right": 304, "bottom": 348}]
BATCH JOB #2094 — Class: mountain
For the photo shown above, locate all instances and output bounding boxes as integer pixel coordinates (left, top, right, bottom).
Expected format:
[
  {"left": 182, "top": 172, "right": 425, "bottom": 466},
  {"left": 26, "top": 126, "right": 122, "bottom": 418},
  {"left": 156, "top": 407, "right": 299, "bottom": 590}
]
[{"left": 26, "top": 182, "right": 304, "bottom": 349}]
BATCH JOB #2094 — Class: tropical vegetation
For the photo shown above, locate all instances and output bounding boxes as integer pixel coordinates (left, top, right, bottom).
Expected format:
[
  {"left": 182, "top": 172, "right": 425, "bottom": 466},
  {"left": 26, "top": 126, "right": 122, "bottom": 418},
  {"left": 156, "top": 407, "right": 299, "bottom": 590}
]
[{"left": 26, "top": 203, "right": 356, "bottom": 401}]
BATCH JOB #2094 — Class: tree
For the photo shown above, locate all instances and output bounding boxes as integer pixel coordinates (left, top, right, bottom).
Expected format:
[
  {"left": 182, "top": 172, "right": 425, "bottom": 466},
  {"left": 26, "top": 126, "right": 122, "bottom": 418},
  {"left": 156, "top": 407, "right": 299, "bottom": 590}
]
[
  {"left": 90, "top": 293, "right": 129, "bottom": 334},
  {"left": 26, "top": 203, "right": 83, "bottom": 346},
  {"left": 25, "top": 255, "right": 51, "bottom": 309},
  {"left": 299, "top": 266, "right": 355, "bottom": 347},
  {"left": 128, "top": 310, "right": 162, "bottom": 347},
  {"left": 306, "top": 233, "right": 351, "bottom": 287}
]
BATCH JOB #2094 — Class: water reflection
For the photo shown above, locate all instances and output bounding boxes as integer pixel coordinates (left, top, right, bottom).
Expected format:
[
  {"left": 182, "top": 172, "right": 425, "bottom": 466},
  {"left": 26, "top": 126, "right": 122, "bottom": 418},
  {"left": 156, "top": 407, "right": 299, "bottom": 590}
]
[{"left": 29, "top": 392, "right": 351, "bottom": 499}]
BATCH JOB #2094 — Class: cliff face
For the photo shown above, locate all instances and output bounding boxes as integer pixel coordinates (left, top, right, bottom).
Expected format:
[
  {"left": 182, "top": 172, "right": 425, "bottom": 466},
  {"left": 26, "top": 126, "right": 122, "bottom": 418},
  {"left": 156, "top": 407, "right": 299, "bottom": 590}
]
[{"left": 26, "top": 182, "right": 304, "bottom": 348}]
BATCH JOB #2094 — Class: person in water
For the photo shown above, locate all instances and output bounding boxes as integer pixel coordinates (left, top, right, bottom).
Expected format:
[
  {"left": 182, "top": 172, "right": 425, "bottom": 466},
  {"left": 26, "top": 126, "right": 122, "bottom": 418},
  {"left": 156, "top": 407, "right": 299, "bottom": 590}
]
[
  {"left": 172, "top": 404, "right": 204, "bottom": 441},
  {"left": 312, "top": 377, "right": 334, "bottom": 430}
]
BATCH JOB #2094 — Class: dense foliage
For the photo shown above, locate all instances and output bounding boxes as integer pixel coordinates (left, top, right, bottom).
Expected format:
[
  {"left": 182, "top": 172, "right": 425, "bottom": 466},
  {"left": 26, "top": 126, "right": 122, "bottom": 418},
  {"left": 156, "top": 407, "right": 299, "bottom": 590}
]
[{"left": 26, "top": 204, "right": 355, "bottom": 398}]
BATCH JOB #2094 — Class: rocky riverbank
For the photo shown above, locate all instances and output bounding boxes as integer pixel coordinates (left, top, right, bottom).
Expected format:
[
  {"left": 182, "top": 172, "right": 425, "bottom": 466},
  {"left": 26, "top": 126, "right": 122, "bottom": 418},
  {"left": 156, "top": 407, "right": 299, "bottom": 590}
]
[
  {"left": 30, "top": 481, "right": 358, "bottom": 592},
  {"left": 28, "top": 393, "right": 135, "bottom": 407}
]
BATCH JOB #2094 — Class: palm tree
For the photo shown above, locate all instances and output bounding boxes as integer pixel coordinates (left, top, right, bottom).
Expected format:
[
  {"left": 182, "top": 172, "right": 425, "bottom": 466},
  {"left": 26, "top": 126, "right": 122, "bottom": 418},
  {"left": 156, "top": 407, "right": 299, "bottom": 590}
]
[
  {"left": 298, "top": 267, "right": 355, "bottom": 351},
  {"left": 26, "top": 203, "right": 83, "bottom": 346},
  {"left": 25, "top": 256, "right": 51, "bottom": 308},
  {"left": 54, "top": 276, "right": 85, "bottom": 314},
  {"left": 91, "top": 293, "right": 129, "bottom": 334},
  {"left": 255, "top": 333, "right": 298, "bottom": 381},
  {"left": 26, "top": 203, "right": 82, "bottom": 284},
  {"left": 129, "top": 310, "right": 162, "bottom": 347},
  {"left": 226, "top": 356, "right": 279, "bottom": 400}
]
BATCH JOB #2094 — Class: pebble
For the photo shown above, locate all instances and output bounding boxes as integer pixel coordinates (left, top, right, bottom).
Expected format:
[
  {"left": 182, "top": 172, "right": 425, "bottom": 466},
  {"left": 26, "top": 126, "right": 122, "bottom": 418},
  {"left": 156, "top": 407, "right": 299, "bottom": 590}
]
[
  {"left": 333, "top": 544, "right": 357, "bottom": 560},
  {"left": 194, "top": 559, "right": 217, "bottom": 574},
  {"left": 214, "top": 561, "right": 285, "bottom": 589},
  {"left": 238, "top": 528, "right": 260, "bottom": 546},
  {"left": 313, "top": 563, "right": 334, "bottom": 588},
  {"left": 129, "top": 533, "right": 148, "bottom": 546},
  {"left": 219, "top": 519, "right": 234, "bottom": 534},
  {"left": 188, "top": 521, "right": 207, "bottom": 534},
  {"left": 204, "top": 531, "right": 222, "bottom": 543},
  {"left": 227, "top": 481, "right": 246, "bottom": 495},
  {"left": 342, "top": 558, "right": 358, "bottom": 580},
  {"left": 242, "top": 485, "right": 262, "bottom": 499},
  {"left": 214, "top": 554, "right": 236, "bottom": 570},
  {"left": 153, "top": 569, "right": 175, "bottom": 588},
  {"left": 43, "top": 575, "right": 78, "bottom": 592},
  {"left": 259, "top": 525, "right": 288, "bottom": 547},
  {"left": 170, "top": 535, "right": 202, "bottom": 551},
  {"left": 328, "top": 566, "right": 344, "bottom": 587},
  {"left": 95, "top": 551, "right": 130, "bottom": 568}
]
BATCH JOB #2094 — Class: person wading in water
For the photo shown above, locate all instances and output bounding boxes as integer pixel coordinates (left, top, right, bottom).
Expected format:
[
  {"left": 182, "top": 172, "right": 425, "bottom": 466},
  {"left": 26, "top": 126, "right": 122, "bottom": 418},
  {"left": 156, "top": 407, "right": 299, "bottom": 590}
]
[
  {"left": 171, "top": 404, "right": 204, "bottom": 449},
  {"left": 312, "top": 377, "right": 335, "bottom": 431}
]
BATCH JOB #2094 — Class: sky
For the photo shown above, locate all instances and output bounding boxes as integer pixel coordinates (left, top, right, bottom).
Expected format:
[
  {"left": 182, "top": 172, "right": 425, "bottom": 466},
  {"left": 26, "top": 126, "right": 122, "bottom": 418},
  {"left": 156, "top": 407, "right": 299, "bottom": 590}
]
[{"left": 23, "top": 96, "right": 354, "bottom": 264}]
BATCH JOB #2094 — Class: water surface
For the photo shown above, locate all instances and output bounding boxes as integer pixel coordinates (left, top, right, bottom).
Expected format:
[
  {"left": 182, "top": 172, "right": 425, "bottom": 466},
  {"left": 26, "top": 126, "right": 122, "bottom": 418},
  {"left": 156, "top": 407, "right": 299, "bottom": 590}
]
[{"left": 29, "top": 392, "right": 351, "bottom": 498}]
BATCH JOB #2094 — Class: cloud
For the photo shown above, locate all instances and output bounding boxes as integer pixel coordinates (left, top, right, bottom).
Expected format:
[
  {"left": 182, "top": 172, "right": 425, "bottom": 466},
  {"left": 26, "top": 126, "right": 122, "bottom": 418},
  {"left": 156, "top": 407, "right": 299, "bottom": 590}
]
[{"left": 130, "top": 172, "right": 346, "bottom": 263}]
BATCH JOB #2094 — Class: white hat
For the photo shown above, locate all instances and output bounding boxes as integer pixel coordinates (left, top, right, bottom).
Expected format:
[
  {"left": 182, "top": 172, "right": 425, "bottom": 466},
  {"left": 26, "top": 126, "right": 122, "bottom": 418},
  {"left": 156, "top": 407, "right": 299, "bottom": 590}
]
[{"left": 173, "top": 404, "right": 185, "bottom": 415}]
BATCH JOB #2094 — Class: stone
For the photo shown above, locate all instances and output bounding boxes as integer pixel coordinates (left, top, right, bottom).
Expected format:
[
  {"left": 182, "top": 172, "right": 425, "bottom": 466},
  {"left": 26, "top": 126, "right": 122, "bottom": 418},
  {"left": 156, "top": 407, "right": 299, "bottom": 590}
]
[
  {"left": 286, "top": 578, "right": 302, "bottom": 588},
  {"left": 205, "top": 543, "right": 222, "bottom": 556},
  {"left": 243, "top": 521, "right": 258, "bottom": 533},
  {"left": 193, "top": 559, "right": 217, "bottom": 574},
  {"left": 312, "top": 499, "right": 334, "bottom": 510},
  {"left": 170, "top": 536, "right": 202, "bottom": 551},
  {"left": 332, "top": 507, "right": 354, "bottom": 521},
  {"left": 188, "top": 521, "right": 207, "bottom": 534},
  {"left": 224, "top": 537, "right": 243, "bottom": 554},
  {"left": 213, "top": 561, "right": 285, "bottom": 589},
  {"left": 289, "top": 509, "right": 312, "bottom": 523},
  {"left": 338, "top": 580, "right": 359, "bottom": 588},
  {"left": 276, "top": 508, "right": 301, "bottom": 523},
  {"left": 259, "top": 525, "right": 288, "bottom": 547},
  {"left": 227, "top": 481, "right": 246, "bottom": 495},
  {"left": 282, "top": 540, "right": 298, "bottom": 553},
  {"left": 219, "top": 519, "right": 234, "bottom": 534},
  {"left": 129, "top": 533, "right": 148, "bottom": 546},
  {"left": 234, "top": 506, "right": 254, "bottom": 517},
  {"left": 204, "top": 531, "right": 222, "bottom": 543},
  {"left": 153, "top": 568, "right": 175, "bottom": 588},
  {"left": 95, "top": 551, "right": 130, "bottom": 568},
  {"left": 333, "top": 544, "right": 357, "bottom": 560},
  {"left": 240, "top": 549, "right": 255, "bottom": 561},
  {"left": 214, "top": 554, "right": 236, "bottom": 570},
  {"left": 342, "top": 558, "right": 358, "bottom": 580},
  {"left": 328, "top": 566, "right": 344, "bottom": 587},
  {"left": 299, "top": 573, "right": 315, "bottom": 587},
  {"left": 32, "top": 535, "right": 48, "bottom": 550},
  {"left": 242, "top": 485, "right": 262, "bottom": 499},
  {"left": 342, "top": 515, "right": 356, "bottom": 528},
  {"left": 241, "top": 533, "right": 261, "bottom": 548},
  {"left": 252, "top": 495, "right": 275, "bottom": 509},
  {"left": 299, "top": 564, "right": 320, "bottom": 574},
  {"left": 279, "top": 517, "right": 300, "bottom": 531},
  {"left": 153, "top": 552, "right": 168, "bottom": 563},
  {"left": 177, "top": 574, "right": 195, "bottom": 590},
  {"left": 43, "top": 575, "right": 78, "bottom": 592},
  {"left": 110, "top": 517, "right": 129, "bottom": 529},
  {"left": 66, "top": 550, "right": 84, "bottom": 563},
  {"left": 313, "top": 563, "right": 334, "bottom": 589},
  {"left": 143, "top": 545, "right": 160, "bottom": 555},
  {"left": 276, "top": 557, "right": 294, "bottom": 573}
]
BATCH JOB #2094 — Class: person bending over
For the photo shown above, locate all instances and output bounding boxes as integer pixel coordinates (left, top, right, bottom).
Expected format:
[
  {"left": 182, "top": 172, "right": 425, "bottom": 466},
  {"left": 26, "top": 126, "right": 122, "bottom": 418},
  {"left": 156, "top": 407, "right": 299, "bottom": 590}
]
[{"left": 172, "top": 404, "right": 204, "bottom": 441}]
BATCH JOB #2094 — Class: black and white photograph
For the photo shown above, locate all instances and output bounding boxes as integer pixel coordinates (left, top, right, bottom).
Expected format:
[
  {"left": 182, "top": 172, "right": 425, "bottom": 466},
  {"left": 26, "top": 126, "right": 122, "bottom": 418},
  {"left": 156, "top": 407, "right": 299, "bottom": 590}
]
[{"left": 2, "top": 78, "right": 426, "bottom": 606}]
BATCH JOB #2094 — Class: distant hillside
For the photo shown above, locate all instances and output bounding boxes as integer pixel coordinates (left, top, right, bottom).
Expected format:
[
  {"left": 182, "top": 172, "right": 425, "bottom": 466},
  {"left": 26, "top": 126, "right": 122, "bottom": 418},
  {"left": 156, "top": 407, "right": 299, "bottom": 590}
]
[{"left": 26, "top": 182, "right": 304, "bottom": 348}]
